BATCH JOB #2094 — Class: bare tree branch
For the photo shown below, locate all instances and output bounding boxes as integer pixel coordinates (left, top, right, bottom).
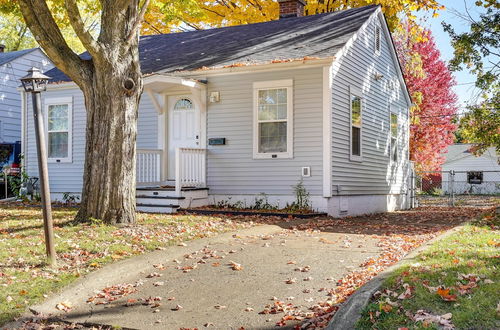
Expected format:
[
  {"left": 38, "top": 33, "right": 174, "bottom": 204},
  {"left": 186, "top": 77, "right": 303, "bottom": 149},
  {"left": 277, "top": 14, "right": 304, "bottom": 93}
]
[
  {"left": 65, "top": 0, "right": 101, "bottom": 57},
  {"left": 17, "top": 0, "right": 89, "bottom": 85},
  {"left": 126, "top": 0, "right": 151, "bottom": 44},
  {"left": 143, "top": 19, "right": 163, "bottom": 34}
]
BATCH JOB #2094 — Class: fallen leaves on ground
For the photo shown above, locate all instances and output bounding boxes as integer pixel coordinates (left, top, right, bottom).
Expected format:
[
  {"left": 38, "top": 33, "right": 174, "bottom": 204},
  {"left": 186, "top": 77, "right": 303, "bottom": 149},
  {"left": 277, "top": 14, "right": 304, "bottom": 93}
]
[
  {"left": 412, "top": 310, "right": 454, "bottom": 329},
  {"left": 1, "top": 206, "right": 488, "bottom": 329},
  {"left": 0, "top": 206, "right": 257, "bottom": 325},
  {"left": 358, "top": 207, "right": 498, "bottom": 330},
  {"left": 229, "top": 261, "right": 243, "bottom": 271}
]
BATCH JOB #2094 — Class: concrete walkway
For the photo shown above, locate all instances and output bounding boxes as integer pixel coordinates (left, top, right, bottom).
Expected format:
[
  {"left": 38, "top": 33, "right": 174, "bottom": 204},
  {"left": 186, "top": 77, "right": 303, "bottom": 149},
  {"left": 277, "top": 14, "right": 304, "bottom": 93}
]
[{"left": 29, "top": 224, "right": 383, "bottom": 329}]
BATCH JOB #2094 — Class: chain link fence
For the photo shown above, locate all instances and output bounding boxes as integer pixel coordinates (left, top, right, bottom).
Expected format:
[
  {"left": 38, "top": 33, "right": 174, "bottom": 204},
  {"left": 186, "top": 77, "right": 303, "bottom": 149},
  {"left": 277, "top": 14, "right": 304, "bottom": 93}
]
[{"left": 411, "top": 170, "right": 500, "bottom": 208}]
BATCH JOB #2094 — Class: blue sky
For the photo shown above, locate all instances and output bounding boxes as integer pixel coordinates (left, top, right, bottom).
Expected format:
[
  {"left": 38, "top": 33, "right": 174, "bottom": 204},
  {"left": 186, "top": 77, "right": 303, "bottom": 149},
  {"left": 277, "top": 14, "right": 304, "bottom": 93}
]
[{"left": 416, "top": 0, "right": 486, "bottom": 112}]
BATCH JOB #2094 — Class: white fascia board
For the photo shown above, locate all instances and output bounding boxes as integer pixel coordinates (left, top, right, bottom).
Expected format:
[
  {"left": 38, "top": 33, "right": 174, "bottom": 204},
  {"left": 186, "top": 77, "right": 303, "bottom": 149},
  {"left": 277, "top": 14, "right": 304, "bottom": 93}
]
[
  {"left": 376, "top": 10, "right": 412, "bottom": 106},
  {"left": 170, "top": 57, "right": 335, "bottom": 77}
]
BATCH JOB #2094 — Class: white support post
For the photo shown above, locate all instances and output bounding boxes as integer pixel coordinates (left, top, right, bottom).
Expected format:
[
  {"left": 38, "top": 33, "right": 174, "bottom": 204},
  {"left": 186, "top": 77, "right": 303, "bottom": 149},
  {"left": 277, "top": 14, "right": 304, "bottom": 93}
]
[{"left": 175, "top": 148, "right": 182, "bottom": 196}]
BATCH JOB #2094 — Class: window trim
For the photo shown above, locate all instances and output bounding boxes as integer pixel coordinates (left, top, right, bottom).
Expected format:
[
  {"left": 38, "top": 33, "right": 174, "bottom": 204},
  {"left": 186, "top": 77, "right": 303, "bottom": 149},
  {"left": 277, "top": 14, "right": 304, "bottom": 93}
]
[
  {"left": 389, "top": 110, "right": 398, "bottom": 163},
  {"left": 349, "top": 86, "right": 363, "bottom": 162},
  {"left": 252, "top": 79, "right": 294, "bottom": 159},
  {"left": 374, "top": 23, "right": 381, "bottom": 55},
  {"left": 467, "top": 171, "right": 483, "bottom": 184},
  {"left": 44, "top": 96, "right": 73, "bottom": 163}
]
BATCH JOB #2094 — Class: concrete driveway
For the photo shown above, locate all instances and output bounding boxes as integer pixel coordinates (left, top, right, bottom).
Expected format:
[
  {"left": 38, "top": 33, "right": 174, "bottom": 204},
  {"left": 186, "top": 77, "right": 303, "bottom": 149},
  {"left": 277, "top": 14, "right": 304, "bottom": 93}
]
[
  {"left": 23, "top": 207, "right": 476, "bottom": 330},
  {"left": 29, "top": 224, "right": 383, "bottom": 329}
]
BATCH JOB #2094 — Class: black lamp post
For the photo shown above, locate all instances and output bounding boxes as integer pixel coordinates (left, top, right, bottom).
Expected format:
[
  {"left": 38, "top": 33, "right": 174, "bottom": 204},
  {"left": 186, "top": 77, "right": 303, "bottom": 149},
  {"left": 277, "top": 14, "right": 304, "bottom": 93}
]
[{"left": 20, "top": 67, "right": 56, "bottom": 266}]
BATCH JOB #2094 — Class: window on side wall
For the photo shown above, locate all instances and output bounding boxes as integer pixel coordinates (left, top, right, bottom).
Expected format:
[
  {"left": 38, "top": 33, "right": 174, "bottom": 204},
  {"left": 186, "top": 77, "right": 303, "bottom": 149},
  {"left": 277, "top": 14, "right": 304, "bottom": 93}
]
[
  {"left": 253, "top": 80, "right": 293, "bottom": 159},
  {"left": 350, "top": 87, "right": 363, "bottom": 161},
  {"left": 390, "top": 112, "right": 398, "bottom": 162},
  {"left": 45, "top": 97, "right": 72, "bottom": 163}
]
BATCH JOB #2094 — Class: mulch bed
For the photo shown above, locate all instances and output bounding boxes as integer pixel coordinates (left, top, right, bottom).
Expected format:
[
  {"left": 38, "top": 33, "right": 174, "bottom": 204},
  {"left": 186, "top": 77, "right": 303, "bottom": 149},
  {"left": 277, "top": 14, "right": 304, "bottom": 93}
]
[{"left": 179, "top": 208, "right": 327, "bottom": 218}]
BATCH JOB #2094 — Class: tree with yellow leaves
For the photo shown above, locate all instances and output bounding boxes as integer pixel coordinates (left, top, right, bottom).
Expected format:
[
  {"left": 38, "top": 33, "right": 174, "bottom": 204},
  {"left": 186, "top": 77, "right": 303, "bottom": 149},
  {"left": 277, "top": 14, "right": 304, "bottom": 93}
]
[{"left": 1, "top": 0, "right": 445, "bottom": 52}]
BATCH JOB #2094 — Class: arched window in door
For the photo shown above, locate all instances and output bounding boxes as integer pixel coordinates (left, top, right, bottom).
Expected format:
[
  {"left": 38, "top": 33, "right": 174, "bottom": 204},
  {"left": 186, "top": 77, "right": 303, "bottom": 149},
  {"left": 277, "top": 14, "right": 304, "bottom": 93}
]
[{"left": 174, "top": 98, "right": 193, "bottom": 110}]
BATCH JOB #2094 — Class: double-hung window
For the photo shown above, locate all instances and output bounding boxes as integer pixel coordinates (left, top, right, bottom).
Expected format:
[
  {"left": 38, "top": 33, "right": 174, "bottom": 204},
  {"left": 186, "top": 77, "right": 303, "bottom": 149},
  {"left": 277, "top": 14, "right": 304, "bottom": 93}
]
[
  {"left": 390, "top": 112, "right": 398, "bottom": 162},
  {"left": 350, "top": 87, "right": 363, "bottom": 161},
  {"left": 253, "top": 80, "right": 293, "bottom": 159},
  {"left": 45, "top": 97, "right": 72, "bottom": 163}
]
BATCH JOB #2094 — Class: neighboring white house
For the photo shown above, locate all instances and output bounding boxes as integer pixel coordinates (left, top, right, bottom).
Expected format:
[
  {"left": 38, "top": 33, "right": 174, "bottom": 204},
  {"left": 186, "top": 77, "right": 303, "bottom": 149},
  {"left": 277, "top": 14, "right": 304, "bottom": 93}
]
[
  {"left": 0, "top": 46, "right": 52, "bottom": 143},
  {"left": 22, "top": 3, "right": 412, "bottom": 217},
  {"left": 442, "top": 144, "right": 500, "bottom": 195}
]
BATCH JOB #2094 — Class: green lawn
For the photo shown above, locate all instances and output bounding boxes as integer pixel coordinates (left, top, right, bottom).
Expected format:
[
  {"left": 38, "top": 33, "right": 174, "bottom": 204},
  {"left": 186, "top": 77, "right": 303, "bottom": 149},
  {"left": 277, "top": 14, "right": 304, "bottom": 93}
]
[
  {"left": 0, "top": 206, "right": 254, "bottom": 325},
  {"left": 357, "top": 209, "right": 500, "bottom": 329}
]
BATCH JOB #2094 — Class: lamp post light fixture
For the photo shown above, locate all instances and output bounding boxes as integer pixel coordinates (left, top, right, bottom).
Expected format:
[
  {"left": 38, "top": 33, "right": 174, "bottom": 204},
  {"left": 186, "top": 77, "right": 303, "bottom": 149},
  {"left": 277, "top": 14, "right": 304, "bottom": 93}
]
[{"left": 20, "top": 67, "right": 56, "bottom": 266}]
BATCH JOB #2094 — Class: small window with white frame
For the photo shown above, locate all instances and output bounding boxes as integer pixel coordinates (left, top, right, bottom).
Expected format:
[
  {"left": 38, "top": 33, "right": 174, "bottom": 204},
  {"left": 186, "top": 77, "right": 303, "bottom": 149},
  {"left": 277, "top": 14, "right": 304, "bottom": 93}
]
[
  {"left": 374, "top": 24, "right": 381, "bottom": 54},
  {"left": 350, "top": 87, "right": 363, "bottom": 161},
  {"left": 253, "top": 79, "right": 293, "bottom": 159},
  {"left": 390, "top": 112, "right": 398, "bottom": 162},
  {"left": 45, "top": 97, "right": 72, "bottom": 163}
]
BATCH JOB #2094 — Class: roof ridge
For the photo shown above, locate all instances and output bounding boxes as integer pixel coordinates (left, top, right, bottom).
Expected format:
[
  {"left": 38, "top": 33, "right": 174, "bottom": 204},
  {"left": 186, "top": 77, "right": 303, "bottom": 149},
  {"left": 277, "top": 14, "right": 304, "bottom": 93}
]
[{"left": 139, "top": 4, "right": 380, "bottom": 39}]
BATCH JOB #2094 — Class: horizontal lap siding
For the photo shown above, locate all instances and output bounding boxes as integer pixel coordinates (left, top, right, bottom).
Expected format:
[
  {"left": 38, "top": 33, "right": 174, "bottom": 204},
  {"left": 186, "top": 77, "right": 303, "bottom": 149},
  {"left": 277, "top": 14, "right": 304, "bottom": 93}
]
[
  {"left": 137, "top": 96, "right": 158, "bottom": 149},
  {"left": 331, "top": 15, "right": 410, "bottom": 195},
  {"left": 0, "top": 49, "right": 52, "bottom": 143},
  {"left": 204, "top": 68, "right": 323, "bottom": 195},
  {"left": 26, "top": 89, "right": 85, "bottom": 193},
  {"left": 26, "top": 88, "right": 158, "bottom": 194}
]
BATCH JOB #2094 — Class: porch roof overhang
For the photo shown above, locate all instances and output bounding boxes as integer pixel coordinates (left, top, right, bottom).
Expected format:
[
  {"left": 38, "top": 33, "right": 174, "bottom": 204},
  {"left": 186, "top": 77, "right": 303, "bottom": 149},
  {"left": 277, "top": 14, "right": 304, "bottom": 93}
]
[
  {"left": 143, "top": 74, "right": 206, "bottom": 92},
  {"left": 143, "top": 74, "right": 207, "bottom": 114}
]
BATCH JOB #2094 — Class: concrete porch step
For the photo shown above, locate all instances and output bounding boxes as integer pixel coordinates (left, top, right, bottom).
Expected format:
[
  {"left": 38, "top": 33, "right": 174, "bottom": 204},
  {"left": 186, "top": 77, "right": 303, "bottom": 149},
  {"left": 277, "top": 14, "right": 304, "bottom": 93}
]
[
  {"left": 136, "top": 195, "right": 184, "bottom": 205},
  {"left": 136, "top": 187, "right": 209, "bottom": 213},
  {"left": 137, "top": 203, "right": 180, "bottom": 214}
]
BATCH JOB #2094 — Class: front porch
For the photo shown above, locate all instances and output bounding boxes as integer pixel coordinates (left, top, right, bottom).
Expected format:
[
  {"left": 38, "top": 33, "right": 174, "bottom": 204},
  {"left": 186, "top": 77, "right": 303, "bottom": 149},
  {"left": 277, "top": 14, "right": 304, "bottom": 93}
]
[
  {"left": 135, "top": 74, "right": 209, "bottom": 213},
  {"left": 136, "top": 148, "right": 208, "bottom": 213}
]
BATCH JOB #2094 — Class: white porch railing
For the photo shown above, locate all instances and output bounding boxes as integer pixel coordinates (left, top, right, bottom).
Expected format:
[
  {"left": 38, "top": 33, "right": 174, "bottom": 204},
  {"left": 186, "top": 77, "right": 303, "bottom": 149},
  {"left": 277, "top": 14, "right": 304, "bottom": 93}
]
[
  {"left": 137, "top": 149, "right": 163, "bottom": 184},
  {"left": 175, "top": 148, "right": 207, "bottom": 195}
]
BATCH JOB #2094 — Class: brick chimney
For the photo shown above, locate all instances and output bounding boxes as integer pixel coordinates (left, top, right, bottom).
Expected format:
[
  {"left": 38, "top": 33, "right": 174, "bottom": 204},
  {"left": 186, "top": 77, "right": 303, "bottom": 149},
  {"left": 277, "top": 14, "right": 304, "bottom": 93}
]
[
  {"left": 0, "top": 44, "right": 5, "bottom": 53},
  {"left": 278, "top": 0, "right": 305, "bottom": 19}
]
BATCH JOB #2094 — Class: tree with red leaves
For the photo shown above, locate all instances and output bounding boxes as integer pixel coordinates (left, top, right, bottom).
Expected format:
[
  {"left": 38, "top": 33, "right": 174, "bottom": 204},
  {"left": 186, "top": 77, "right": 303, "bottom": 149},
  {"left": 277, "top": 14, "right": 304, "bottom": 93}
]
[{"left": 394, "top": 24, "right": 458, "bottom": 172}]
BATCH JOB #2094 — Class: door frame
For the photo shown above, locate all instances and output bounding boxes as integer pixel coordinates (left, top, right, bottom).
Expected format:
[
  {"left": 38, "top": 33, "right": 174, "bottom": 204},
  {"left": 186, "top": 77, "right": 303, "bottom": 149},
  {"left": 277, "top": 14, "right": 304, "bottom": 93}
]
[{"left": 162, "top": 90, "right": 207, "bottom": 181}]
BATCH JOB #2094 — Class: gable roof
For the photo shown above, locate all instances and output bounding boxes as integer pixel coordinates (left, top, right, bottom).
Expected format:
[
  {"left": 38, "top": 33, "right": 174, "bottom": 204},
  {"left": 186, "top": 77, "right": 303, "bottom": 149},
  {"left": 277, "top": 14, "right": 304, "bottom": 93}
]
[
  {"left": 0, "top": 48, "right": 38, "bottom": 66},
  {"left": 46, "top": 5, "right": 379, "bottom": 83},
  {"left": 444, "top": 144, "right": 498, "bottom": 164}
]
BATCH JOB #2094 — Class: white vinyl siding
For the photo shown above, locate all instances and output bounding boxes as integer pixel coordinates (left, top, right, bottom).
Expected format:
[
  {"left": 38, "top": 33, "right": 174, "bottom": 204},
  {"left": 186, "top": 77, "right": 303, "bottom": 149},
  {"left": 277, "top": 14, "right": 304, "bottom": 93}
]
[
  {"left": 25, "top": 87, "right": 158, "bottom": 194},
  {"left": 45, "top": 97, "right": 72, "bottom": 163},
  {"left": 200, "top": 67, "right": 323, "bottom": 196},
  {"left": 330, "top": 13, "right": 411, "bottom": 196},
  {"left": 0, "top": 49, "right": 52, "bottom": 144},
  {"left": 253, "top": 79, "right": 293, "bottom": 159}
]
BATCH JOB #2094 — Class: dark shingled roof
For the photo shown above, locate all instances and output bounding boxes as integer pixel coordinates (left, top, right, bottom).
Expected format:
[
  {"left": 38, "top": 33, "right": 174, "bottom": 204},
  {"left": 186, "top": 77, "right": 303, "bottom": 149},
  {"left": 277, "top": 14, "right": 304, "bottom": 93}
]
[
  {"left": 0, "top": 48, "right": 37, "bottom": 66},
  {"left": 47, "top": 5, "right": 379, "bottom": 83}
]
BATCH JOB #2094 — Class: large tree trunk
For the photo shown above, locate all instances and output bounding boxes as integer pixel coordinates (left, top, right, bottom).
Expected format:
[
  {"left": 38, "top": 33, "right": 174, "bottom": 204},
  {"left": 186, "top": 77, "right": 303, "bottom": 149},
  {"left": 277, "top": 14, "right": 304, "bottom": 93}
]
[
  {"left": 17, "top": 0, "right": 147, "bottom": 225},
  {"left": 75, "top": 55, "right": 143, "bottom": 225}
]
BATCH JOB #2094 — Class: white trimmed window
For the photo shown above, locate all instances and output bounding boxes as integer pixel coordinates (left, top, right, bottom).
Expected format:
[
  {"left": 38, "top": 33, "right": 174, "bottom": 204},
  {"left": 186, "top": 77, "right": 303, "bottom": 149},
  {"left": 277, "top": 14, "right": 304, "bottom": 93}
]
[
  {"left": 374, "top": 24, "right": 381, "bottom": 54},
  {"left": 349, "top": 87, "right": 363, "bottom": 161},
  {"left": 45, "top": 97, "right": 72, "bottom": 163},
  {"left": 390, "top": 112, "right": 398, "bottom": 162},
  {"left": 253, "top": 79, "right": 293, "bottom": 159}
]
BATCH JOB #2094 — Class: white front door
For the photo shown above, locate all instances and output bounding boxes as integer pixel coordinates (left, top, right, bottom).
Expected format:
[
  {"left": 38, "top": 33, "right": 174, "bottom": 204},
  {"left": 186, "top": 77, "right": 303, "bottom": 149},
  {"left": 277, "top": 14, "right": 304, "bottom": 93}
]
[{"left": 168, "top": 96, "right": 199, "bottom": 180}]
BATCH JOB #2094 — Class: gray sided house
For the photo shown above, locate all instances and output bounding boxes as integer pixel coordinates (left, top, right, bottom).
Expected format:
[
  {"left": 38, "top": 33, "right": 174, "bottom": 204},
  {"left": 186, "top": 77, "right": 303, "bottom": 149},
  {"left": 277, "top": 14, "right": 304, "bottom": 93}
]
[
  {"left": 0, "top": 46, "right": 52, "bottom": 143},
  {"left": 22, "top": 3, "right": 412, "bottom": 217}
]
